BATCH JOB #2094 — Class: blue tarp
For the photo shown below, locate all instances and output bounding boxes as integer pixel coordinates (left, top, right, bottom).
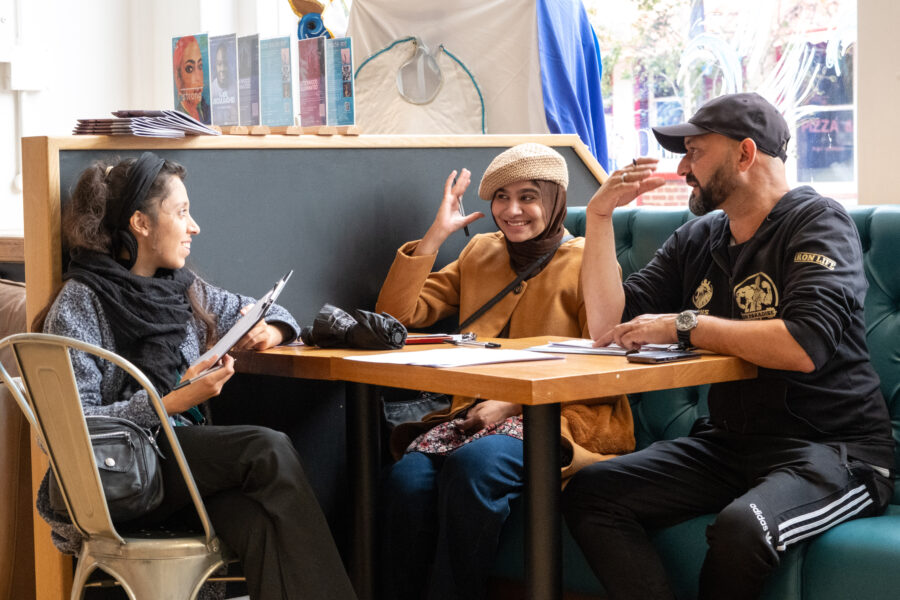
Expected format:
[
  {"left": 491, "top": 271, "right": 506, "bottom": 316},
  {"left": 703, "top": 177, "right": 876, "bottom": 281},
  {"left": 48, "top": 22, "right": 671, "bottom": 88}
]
[{"left": 537, "top": 0, "right": 609, "bottom": 171}]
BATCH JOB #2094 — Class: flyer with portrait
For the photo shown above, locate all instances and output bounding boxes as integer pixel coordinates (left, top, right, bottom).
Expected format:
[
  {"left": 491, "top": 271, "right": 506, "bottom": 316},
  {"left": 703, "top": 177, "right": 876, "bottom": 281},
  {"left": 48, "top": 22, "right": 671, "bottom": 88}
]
[
  {"left": 238, "top": 34, "right": 261, "bottom": 126},
  {"left": 172, "top": 33, "right": 211, "bottom": 125},
  {"left": 209, "top": 34, "right": 239, "bottom": 126}
]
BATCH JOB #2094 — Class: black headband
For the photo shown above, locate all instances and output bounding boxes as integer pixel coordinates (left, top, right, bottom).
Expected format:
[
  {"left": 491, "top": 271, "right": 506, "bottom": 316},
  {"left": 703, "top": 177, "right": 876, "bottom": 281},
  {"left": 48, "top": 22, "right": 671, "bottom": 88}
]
[{"left": 105, "top": 152, "right": 167, "bottom": 231}]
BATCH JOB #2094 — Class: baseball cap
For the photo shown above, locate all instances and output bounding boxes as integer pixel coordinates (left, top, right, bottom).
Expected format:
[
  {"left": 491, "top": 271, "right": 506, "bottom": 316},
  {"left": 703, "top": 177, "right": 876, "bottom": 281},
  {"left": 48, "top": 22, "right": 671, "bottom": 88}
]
[{"left": 652, "top": 92, "right": 790, "bottom": 161}]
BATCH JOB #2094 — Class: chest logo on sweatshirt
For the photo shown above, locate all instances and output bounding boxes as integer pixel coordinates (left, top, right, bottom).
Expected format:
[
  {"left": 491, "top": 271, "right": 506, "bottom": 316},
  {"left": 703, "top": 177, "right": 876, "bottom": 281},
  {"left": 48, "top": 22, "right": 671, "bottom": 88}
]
[
  {"left": 793, "top": 251, "right": 836, "bottom": 270},
  {"left": 692, "top": 278, "right": 713, "bottom": 309},
  {"left": 734, "top": 272, "right": 779, "bottom": 319}
]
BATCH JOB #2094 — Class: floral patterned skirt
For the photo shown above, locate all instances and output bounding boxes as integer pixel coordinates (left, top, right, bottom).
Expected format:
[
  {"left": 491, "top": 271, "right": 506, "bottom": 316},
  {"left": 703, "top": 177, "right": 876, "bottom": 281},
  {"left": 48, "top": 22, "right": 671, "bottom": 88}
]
[{"left": 406, "top": 414, "right": 524, "bottom": 455}]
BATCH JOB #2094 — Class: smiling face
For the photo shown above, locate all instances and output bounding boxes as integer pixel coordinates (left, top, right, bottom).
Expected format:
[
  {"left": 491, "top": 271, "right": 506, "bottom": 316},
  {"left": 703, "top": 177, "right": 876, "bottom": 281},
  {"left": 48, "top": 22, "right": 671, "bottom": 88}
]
[
  {"left": 491, "top": 180, "right": 547, "bottom": 242},
  {"left": 130, "top": 177, "right": 201, "bottom": 277},
  {"left": 679, "top": 134, "right": 739, "bottom": 216}
]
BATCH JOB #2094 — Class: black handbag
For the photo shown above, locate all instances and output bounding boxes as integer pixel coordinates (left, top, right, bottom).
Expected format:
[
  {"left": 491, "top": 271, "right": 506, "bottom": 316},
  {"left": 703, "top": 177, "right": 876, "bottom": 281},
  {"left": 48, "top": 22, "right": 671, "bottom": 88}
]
[
  {"left": 382, "top": 245, "right": 562, "bottom": 427},
  {"left": 49, "top": 415, "right": 165, "bottom": 522}
]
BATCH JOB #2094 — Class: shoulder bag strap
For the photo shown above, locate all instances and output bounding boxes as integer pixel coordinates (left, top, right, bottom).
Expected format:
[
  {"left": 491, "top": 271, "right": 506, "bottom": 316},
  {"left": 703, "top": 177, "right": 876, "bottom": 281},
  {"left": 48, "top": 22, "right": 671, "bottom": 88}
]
[{"left": 453, "top": 242, "right": 564, "bottom": 334}]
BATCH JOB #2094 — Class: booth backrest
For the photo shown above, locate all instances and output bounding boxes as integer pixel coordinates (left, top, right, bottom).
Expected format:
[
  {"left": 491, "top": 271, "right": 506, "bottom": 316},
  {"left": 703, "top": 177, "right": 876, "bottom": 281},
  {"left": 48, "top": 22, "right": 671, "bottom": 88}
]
[{"left": 564, "top": 205, "right": 900, "bottom": 504}]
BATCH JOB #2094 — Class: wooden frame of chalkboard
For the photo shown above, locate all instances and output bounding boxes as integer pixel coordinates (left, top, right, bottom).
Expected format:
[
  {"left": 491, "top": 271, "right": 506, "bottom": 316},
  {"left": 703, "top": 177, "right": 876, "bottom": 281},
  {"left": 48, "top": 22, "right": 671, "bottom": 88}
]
[{"left": 22, "top": 133, "right": 606, "bottom": 599}]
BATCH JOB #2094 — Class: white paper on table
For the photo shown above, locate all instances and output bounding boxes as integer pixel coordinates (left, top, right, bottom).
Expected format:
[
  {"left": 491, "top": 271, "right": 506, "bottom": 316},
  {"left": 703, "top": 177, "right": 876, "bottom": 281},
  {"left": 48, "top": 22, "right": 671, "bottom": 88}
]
[
  {"left": 549, "top": 339, "right": 627, "bottom": 354},
  {"left": 529, "top": 339, "right": 683, "bottom": 356},
  {"left": 344, "top": 348, "right": 564, "bottom": 368}
]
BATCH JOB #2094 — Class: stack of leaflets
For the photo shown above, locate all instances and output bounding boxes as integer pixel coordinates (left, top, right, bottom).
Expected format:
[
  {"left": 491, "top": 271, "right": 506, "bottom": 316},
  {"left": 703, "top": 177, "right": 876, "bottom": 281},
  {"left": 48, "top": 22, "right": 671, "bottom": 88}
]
[{"left": 73, "top": 110, "right": 220, "bottom": 138}]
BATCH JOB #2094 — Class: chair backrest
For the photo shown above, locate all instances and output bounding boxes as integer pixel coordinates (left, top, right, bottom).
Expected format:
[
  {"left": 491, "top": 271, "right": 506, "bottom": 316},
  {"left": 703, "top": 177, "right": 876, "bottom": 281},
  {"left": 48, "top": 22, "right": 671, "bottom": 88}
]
[{"left": 0, "top": 333, "right": 216, "bottom": 543}]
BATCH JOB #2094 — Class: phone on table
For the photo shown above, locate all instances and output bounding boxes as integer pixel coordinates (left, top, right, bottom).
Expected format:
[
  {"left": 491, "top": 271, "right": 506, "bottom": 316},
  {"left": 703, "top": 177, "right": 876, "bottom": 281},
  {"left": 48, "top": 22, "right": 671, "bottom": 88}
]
[{"left": 626, "top": 349, "right": 700, "bottom": 364}]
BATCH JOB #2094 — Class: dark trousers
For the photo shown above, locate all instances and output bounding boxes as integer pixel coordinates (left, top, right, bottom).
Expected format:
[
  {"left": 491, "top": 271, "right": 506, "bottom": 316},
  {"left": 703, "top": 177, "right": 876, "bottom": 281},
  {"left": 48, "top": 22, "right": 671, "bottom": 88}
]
[
  {"left": 562, "top": 420, "right": 892, "bottom": 600},
  {"left": 141, "top": 424, "right": 357, "bottom": 600},
  {"left": 380, "top": 435, "right": 525, "bottom": 600}
]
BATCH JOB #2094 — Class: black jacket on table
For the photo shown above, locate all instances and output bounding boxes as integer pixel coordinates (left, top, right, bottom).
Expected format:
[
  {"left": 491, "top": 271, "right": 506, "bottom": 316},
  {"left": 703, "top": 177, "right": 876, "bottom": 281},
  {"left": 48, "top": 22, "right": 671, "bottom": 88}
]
[{"left": 622, "top": 186, "right": 894, "bottom": 469}]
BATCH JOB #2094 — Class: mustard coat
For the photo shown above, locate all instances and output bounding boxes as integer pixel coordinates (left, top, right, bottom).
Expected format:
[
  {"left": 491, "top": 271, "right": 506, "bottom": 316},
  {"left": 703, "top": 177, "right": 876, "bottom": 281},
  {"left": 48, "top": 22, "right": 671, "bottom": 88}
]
[{"left": 375, "top": 232, "right": 635, "bottom": 480}]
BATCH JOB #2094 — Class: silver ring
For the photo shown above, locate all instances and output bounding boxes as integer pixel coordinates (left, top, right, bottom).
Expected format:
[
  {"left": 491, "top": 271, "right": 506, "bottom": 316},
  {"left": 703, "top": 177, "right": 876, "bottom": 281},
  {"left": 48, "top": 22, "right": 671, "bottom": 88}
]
[{"left": 621, "top": 173, "right": 627, "bottom": 184}]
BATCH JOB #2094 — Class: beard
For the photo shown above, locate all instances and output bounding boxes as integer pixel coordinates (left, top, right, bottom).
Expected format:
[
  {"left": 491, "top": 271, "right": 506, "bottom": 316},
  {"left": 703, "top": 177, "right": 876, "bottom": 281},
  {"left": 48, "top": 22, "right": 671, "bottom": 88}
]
[{"left": 688, "top": 163, "right": 737, "bottom": 216}]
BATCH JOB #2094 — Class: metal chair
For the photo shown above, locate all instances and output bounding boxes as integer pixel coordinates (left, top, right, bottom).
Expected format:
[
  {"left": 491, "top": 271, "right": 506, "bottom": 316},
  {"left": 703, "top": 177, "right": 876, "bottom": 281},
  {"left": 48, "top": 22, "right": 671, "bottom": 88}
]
[{"left": 0, "top": 332, "right": 233, "bottom": 600}]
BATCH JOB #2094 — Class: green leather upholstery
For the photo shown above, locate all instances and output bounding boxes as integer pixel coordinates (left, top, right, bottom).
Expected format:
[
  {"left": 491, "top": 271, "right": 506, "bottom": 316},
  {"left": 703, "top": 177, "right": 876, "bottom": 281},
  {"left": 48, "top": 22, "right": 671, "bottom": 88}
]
[
  {"left": 493, "top": 205, "right": 900, "bottom": 599},
  {"left": 801, "top": 505, "right": 900, "bottom": 599}
]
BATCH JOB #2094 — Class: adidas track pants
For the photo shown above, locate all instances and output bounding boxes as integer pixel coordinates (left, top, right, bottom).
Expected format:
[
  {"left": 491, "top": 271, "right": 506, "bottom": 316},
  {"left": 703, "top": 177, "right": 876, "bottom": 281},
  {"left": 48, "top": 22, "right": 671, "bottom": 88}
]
[{"left": 562, "top": 418, "right": 893, "bottom": 600}]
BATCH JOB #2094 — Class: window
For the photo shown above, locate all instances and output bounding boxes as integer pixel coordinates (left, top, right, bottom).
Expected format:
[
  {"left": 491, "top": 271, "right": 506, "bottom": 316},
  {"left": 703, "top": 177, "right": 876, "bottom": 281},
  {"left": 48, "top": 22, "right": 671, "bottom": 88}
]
[{"left": 585, "top": 0, "right": 858, "bottom": 206}]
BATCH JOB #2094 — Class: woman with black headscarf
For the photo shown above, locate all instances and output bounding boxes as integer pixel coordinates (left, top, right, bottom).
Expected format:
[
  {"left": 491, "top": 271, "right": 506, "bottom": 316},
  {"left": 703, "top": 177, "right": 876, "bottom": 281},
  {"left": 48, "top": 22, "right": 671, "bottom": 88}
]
[
  {"left": 376, "top": 143, "right": 636, "bottom": 600},
  {"left": 35, "top": 153, "right": 356, "bottom": 600}
]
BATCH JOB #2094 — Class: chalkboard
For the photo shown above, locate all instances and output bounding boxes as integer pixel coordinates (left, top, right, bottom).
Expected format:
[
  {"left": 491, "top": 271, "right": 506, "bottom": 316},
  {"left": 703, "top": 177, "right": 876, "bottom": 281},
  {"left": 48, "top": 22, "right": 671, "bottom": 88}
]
[{"left": 58, "top": 143, "right": 601, "bottom": 325}]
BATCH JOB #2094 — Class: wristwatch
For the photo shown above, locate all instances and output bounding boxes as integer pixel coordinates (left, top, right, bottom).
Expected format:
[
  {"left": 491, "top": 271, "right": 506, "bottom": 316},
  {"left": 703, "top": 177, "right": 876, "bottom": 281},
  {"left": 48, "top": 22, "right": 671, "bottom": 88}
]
[{"left": 675, "top": 310, "right": 699, "bottom": 349}]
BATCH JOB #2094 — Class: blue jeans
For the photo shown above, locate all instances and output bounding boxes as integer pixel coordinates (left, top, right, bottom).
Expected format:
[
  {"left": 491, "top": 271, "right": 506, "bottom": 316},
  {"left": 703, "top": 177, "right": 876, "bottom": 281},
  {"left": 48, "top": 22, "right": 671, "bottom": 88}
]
[{"left": 380, "top": 435, "right": 524, "bottom": 600}]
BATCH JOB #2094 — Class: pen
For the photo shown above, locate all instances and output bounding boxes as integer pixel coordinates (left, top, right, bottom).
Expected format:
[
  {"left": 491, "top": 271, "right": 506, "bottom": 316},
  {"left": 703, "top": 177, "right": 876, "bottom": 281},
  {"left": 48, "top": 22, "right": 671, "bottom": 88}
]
[
  {"left": 172, "top": 363, "right": 225, "bottom": 391},
  {"left": 445, "top": 339, "right": 501, "bottom": 348},
  {"left": 458, "top": 194, "right": 470, "bottom": 237}
]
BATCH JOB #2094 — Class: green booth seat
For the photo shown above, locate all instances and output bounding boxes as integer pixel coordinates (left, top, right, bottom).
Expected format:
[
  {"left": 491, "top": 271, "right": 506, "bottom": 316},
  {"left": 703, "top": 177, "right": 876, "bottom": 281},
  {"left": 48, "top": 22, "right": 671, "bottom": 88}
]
[{"left": 492, "top": 205, "right": 900, "bottom": 600}]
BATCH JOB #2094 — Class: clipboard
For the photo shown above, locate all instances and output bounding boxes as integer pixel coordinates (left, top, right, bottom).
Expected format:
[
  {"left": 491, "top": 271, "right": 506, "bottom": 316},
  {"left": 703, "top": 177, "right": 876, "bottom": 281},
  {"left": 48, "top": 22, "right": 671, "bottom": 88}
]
[{"left": 187, "top": 270, "right": 293, "bottom": 379}]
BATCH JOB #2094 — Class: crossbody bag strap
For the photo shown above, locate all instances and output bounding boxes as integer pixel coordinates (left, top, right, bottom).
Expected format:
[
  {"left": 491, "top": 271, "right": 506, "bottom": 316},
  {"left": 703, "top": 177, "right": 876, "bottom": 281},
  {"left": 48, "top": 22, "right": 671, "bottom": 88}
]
[{"left": 453, "top": 243, "right": 563, "bottom": 334}]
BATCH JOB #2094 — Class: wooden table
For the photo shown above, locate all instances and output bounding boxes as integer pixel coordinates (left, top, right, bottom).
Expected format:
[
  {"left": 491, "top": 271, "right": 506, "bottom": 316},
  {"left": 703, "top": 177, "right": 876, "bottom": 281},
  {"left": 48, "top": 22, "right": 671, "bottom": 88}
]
[{"left": 236, "top": 336, "right": 757, "bottom": 600}]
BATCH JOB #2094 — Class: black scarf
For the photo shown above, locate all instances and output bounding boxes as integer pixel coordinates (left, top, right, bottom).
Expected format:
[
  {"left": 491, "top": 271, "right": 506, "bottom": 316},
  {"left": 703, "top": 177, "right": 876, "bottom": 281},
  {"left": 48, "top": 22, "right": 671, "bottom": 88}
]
[
  {"left": 65, "top": 248, "right": 195, "bottom": 396},
  {"left": 493, "top": 180, "right": 568, "bottom": 278}
]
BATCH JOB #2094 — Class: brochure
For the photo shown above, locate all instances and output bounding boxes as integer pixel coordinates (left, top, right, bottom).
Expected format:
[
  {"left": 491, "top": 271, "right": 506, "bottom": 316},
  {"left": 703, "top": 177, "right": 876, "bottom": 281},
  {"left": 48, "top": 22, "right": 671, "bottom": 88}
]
[
  {"left": 297, "top": 36, "right": 355, "bottom": 128},
  {"left": 210, "top": 34, "right": 239, "bottom": 126},
  {"left": 326, "top": 37, "right": 355, "bottom": 126},
  {"left": 259, "top": 36, "right": 295, "bottom": 126},
  {"left": 172, "top": 33, "right": 212, "bottom": 125},
  {"left": 238, "top": 34, "right": 261, "bottom": 126},
  {"left": 297, "top": 37, "right": 326, "bottom": 127}
]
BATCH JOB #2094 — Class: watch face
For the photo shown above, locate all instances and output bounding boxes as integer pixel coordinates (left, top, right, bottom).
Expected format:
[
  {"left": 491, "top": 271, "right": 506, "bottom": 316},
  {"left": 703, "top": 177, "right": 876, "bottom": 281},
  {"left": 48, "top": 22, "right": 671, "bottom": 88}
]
[{"left": 676, "top": 311, "right": 697, "bottom": 331}]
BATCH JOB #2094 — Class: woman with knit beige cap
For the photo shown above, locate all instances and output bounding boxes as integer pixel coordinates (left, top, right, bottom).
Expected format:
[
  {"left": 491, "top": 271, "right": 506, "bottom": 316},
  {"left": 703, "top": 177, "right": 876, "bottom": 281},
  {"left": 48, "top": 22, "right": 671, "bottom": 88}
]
[{"left": 375, "top": 143, "right": 635, "bottom": 600}]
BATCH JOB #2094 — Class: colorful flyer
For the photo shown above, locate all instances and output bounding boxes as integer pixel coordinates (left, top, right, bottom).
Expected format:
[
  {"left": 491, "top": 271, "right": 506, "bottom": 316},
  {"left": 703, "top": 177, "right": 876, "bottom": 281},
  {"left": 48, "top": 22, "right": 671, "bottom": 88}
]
[
  {"left": 238, "top": 34, "right": 261, "bottom": 126},
  {"left": 297, "top": 37, "right": 326, "bottom": 128},
  {"left": 326, "top": 37, "right": 355, "bottom": 127},
  {"left": 210, "top": 34, "right": 239, "bottom": 126},
  {"left": 259, "top": 36, "right": 295, "bottom": 126},
  {"left": 172, "top": 33, "right": 211, "bottom": 125}
]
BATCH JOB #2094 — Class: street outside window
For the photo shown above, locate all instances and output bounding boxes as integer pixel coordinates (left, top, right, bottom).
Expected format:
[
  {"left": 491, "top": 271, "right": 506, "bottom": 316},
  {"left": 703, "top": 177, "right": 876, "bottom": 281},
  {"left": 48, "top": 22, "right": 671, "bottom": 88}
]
[{"left": 585, "top": 0, "right": 857, "bottom": 206}]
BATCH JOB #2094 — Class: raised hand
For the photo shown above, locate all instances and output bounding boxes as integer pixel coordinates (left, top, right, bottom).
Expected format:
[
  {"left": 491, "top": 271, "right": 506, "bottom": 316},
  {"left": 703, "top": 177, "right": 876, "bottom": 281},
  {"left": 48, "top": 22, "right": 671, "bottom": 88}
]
[
  {"left": 415, "top": 168, "right": 485, "bottom": 256},
  {"left": 587, "top": 158, "right": 666, "bottom": 220}
]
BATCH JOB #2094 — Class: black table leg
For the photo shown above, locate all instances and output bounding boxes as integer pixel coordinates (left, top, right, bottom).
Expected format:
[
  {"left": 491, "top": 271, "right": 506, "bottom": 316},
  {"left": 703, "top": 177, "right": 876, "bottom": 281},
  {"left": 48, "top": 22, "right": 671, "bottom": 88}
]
[
  {"left": 523, "top": 403, "right": 562, "bottom": 600},
  {"left": 346, "top": 382, "right": 380, "bottom": 600}
]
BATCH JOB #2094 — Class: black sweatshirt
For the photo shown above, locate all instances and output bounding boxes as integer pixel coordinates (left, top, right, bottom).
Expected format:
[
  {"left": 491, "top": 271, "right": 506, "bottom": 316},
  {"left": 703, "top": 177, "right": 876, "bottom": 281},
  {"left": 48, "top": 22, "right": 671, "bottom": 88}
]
[{"left": 622, "top": 186, "right": 894, "bottom": 468}]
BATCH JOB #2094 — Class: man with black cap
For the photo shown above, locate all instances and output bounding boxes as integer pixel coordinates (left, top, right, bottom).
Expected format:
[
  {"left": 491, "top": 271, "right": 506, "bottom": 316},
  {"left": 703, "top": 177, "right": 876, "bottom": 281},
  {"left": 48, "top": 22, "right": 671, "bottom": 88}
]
[{"left": 562, "top": 92, "right": 894, "bottom": 600}]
